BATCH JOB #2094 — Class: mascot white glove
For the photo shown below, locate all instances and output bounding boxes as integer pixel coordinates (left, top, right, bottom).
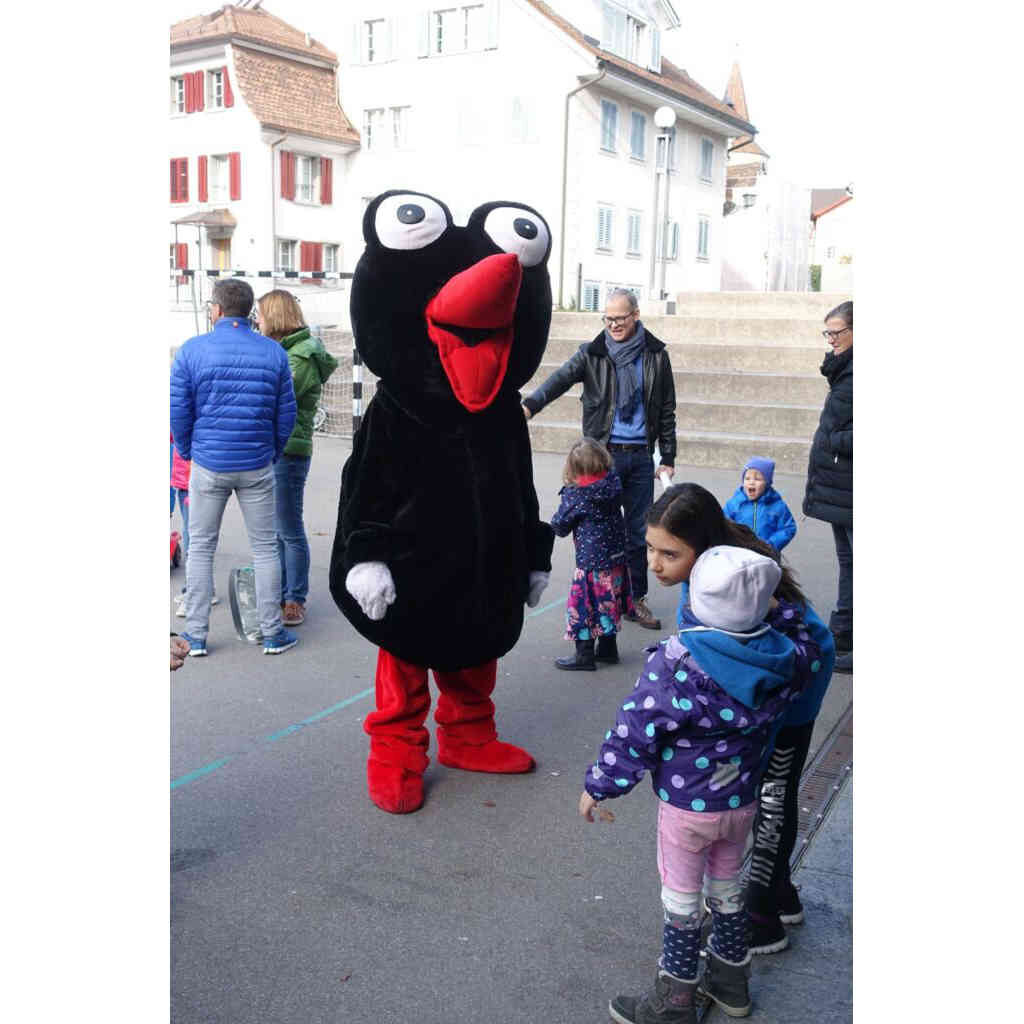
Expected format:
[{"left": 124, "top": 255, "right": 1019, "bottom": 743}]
[
  {"left": 526, "top": 570, "right": 550, "bottom": 608},
  {"left": 346, "top": 562, "right": 396, "bottom": 621}
]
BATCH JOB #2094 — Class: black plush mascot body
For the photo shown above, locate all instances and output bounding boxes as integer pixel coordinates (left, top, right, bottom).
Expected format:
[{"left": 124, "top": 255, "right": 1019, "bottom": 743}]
[{"left": 329, "top": 190, "right": 555, "bottom": 813}]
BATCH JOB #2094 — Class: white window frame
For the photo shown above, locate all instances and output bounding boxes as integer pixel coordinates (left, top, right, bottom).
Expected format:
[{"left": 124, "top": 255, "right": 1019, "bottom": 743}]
[
  {"left": 296, "top": 154, "right": 320, "bottom": 204},
  {"left": 324, "top": 244, "right": 340, "bottom": 273},
  {"left": 463, "top": 3, "right": 486, "bottom": 50},
  {"left": 207, "top": 69, "right": 224, "bottom": 110},
  {"left": 365, "top": 18, "right": 386, "bottom": 62},
  {"left": 657, "top": 221, "right": 679, "bottom": 261},
  {"left": 629, "top": 111, "right": 646, "bottom": 160},
  {"left": 208, "top": 154, "right": 230, "bottom": 203},
  {"left": 700, "top": 137, "right": 714, "bottom": 183},
  {"left": 626, "top": 14, "right": 646, "bottom": 64},
  {"left": 600, "top": 99, "right": 618, "bottom": 153},
  {"left": 363, "top": 108, "right": 386, "bottom": 151},
  {"left": 656, "top": 126, "right": 678, "bottom": 172},
  {"left": 626, "top": 283, "right": 643, "bottom": 302},
  {"left": 582, "top": 280, "right": 601, "bottom": 312},
  {"left": 697, "top": 216, "right": 710, "bottom": 261},
  {"left": 626, "top": 210, "right": 643, "bottom": 256},
  {"left": 276, "top": 239, "right": 297, "bottom": 273},
  {"left": 596, "top": 204, "right": 614, "bottom": 251},
  {"left": 170, "top": 76, "right": 185, "bottom": 115},
  {"left": 391, "top": 106, "right": 410, "bottom": 149}
]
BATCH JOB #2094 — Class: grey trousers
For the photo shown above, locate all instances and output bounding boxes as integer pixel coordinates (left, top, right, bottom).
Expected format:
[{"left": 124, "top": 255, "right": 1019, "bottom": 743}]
[{"left": 185, "top": 461, "right": 282, "bottom": 641}]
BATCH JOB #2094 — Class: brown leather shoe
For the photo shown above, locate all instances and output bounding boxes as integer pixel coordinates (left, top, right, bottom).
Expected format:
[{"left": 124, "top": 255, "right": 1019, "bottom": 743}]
[
  {"left": 282, "top": 600, "right": 305, "bottom": 626},
  {"left": 625, "top": 597, "right": 662, "bottom": 630}
]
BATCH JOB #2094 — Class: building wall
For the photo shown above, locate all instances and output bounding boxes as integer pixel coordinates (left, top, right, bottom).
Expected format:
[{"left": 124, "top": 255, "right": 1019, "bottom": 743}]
[{"left": 813, "top": 199, "right": 854, "bottom": 294}]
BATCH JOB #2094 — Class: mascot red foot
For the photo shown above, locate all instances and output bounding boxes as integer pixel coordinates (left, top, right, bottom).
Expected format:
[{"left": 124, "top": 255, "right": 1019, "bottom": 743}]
[{"left": 329, "top": 191, "right": 555, "bottom": 814}]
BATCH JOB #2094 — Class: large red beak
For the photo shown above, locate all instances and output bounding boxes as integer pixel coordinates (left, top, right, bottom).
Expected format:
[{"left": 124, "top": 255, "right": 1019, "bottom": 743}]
[{"left": 425, "top": 253, "right": 522, "bottom": 412}]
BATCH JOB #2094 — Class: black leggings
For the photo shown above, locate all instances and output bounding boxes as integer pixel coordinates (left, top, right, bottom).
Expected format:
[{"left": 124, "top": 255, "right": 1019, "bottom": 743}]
[{"left": 746, "top": 720, "right": 815, "bottom": 917}]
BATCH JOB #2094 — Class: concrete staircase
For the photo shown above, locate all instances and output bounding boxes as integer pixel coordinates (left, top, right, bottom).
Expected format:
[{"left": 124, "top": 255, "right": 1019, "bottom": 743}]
[
  {"left": 319, "top": 293, "right": 847, "bottom": 475},
  {"left": 525, "top": 293, "right": 847, "bottom": 474}
]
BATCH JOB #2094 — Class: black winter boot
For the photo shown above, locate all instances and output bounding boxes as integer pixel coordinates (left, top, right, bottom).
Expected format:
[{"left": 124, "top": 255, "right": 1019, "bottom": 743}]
[
  {"left": 555, "top": 639, "right": 596, "bottom": 671},
  {"left": 609, "top": 972, "right": 699, "bottom": 1024},
  {"left": 699, "top": 948, "right": 751, "bottom": 1017},
  {"left": 595, "top": 634, "right": 619, "bottom": 664}
]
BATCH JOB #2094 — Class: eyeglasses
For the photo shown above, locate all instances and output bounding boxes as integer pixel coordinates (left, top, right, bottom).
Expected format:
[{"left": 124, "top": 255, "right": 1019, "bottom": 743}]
[
  {"left": 822, "top": 327, "right": 851, "bottom": 340},
  {"left": 602, "top": 314, "right": 635, "bottom": 326}
]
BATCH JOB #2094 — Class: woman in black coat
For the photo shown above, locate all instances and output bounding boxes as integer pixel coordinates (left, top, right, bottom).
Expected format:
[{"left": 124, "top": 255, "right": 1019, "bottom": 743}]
[{"left": 803, "top": 300, "right": 853, "bottom": 671}]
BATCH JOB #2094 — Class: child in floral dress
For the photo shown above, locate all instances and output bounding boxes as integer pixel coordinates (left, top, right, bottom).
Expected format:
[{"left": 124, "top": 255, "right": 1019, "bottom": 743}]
[{"left": 550, "top": 438, "right": 634, "bottom": 671}]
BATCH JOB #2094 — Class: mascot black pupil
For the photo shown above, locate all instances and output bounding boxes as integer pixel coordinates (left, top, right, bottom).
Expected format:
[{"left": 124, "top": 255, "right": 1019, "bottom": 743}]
[
  {"left": 331, "top": 189, "right": 555, "bottom": 816},
  {"left": 514, "top": 217, "right": 538, "bottom": 239},
  {"left": 397, "top": 204, "right": 425, "bottom": 224}
]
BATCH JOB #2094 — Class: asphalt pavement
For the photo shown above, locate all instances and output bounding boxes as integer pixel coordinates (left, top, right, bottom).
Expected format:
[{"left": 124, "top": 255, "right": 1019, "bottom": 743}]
[{"left": 170, "top": 436, "right": 852, "bottom": 1024}]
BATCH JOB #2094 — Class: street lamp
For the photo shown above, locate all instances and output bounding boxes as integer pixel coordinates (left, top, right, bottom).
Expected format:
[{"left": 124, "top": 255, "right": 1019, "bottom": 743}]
[{"left": 650, "top": 105, "right": 676, "bottom": 301}]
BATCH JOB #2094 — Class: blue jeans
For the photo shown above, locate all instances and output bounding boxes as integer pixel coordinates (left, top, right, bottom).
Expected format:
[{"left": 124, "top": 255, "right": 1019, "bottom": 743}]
[
  {"left": 274, "top": 455, "right": 312, "bottom": 604},
  {"left": 611, "top": 447, "right": 655, "bottom": 600},
  {"left": 172, "top": 488, "right": 190, "bottom": 554}
]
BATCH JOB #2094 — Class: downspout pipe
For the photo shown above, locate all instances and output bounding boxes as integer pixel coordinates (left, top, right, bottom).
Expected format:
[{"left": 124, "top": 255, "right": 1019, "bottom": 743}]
[
  {"left": 559, "top": 66, "right": 606, "bottom": 309},
  {"left": 269, "top": 131, "right": 288, "bottom": 274}
]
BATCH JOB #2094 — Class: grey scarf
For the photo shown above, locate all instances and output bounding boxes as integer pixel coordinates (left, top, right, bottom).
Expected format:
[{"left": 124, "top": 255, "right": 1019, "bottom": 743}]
[{"left": 605, "top": 322, "right": 647, "bottom": 418}]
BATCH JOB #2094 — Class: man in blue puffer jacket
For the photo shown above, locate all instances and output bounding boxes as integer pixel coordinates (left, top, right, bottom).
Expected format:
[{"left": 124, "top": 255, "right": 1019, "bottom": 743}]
[
  {"left": 170, "top": 279, "right": 298, "bottom": 657},
  {"left": 723, "top": 456, "right": 797, "bottom": 553}
]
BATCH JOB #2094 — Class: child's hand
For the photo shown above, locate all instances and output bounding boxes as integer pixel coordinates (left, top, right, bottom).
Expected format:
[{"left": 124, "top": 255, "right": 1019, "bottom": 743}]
[
  {"left": 579, "top": 791, "right": 597, "bottom": 821},
  {"left": 170, "top": 635, "right": 190, "bottom": 671}
]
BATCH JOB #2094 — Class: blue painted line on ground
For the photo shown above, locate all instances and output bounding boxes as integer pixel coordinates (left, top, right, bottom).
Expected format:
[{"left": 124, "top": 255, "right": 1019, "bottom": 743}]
[{"left": 172, "top": 601, "right": 564, "bottom": 791}]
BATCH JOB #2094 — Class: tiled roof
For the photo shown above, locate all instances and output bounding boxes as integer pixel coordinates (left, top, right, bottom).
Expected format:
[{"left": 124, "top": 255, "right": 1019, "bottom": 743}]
[
  {"left": 723, "top": 63, "right": 768, "bottom": 156},
  {"left": 812, "top": 194, "right": 852, "bottom": 221},
  {"left": 523, "top": 0, "right": 755, "bottom": 135},
  {"left": 170, "top": 4, "right": 336, "bottom": 64},
  {"left": 811, "top": 189, "right": 851, "bottom": 217},
  {"left": 231, "top": 46, "right": 359, "bottom": 144}
]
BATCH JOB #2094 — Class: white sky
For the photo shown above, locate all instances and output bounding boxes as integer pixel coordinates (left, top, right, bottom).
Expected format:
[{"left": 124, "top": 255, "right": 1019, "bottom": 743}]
[{"left": 167, "top": 0, "right": 854, "bottom": 188}]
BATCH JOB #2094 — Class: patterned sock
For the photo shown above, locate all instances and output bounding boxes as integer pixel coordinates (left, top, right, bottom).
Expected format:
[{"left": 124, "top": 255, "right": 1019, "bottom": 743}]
[
  {"left": 709, "top": 909, "right": 749, "bottom": 963},
  {"left": 660, "top": 920, "right": 701, "bottom": 981}
]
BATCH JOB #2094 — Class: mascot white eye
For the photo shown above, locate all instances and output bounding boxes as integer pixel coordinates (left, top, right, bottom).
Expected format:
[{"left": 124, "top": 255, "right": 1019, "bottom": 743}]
[
  {"left": 483, "top": 207, "right": 550, "bottom": 267},
  {"left": 374, "top": 194, "right": 449, "bottom": 250}
]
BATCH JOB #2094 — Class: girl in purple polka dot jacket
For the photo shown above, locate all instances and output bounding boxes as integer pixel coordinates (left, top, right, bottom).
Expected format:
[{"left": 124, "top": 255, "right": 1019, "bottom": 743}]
[{"left": 579, "top": 540, "right": 820, "bottom": 1023}]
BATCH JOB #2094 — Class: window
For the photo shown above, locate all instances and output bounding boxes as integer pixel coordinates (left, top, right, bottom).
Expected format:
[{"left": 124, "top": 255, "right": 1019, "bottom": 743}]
[
  {"left": 296, "top": 155, "right": 319, "bottom": 203},
  {"left": 208, "top": 69, "right": 224, "bottom": 109},
  {"left": 363, "top": 108, "right": 386, "bottom": 151},
  {"left": 209, "top": 155, "right": 229, "bottom": 202},
  {"left": 433, "top": 5, "right": 485, "bottom": 54},
  {"left": 365, "top": 18, "right": 386, "bottom": 62},
  {"left": 325, "top": 244, "right": 340, "bottom": 273},
  {"left": 170, "top": 158, "right": 188, "bottom": 203},
  {"left": 630, "top": 112, "right": 646, "bottom": 159},
  {"left": 826, "top": 246, "right": 836, "bottom": 259},
  {"left": 600, "top": 100, "right": 618, "bottom": 152},
  {"left": 697, "top": 217, "right": 710, "bottom": 260},
  {"left": 582, "top": 281, "right": 601, "bottom": 312},
  {"left": 626, "top": 211, "right": 642, "bottom": 255},
  {"left": 277, "top": 239, "right": 297, "bottom": 273},
  {"left": 656, "top": 127, "right": 678, "bottom": 171},
  {"left": 626, "top": 14, "right": 646, "bottom": 64},
  {"left": 170, "top": 77, "right": 185, "bottom": 115},
  {"left": 596, "top": 205, "right": 614, "bottom": 251},
  {"left": 392, "top": 106, "right": 410, "bottom": 149},
  {"left": 700, "top": 138, "right": 714, "bottom": 182}
]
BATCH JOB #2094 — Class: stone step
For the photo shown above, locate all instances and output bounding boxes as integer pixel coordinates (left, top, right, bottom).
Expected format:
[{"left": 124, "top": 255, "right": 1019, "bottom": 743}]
[
  {"left": 531, "top": 394, "right": 819, "bottom": 440},
  {"left": 670, "top": 292, "right": 850, "bottom": 318},
  {"left": 540, "top": 337, "right": 823, "bottom": 373},
  {"left": 548, "top": 313, "right": 827, "bottom": 346},
  {"left": 523, "top": 364, "right": 826, "bottom": 405},
  {"left": 526, "top": 420, "right": 811, "bottom": 475}
]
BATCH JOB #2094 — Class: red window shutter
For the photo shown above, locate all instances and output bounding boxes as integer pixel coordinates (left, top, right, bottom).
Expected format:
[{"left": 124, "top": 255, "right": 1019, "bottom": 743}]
[
  {"left": 184, "top": 75, "right": 192, "bottom": 114},
  {"left": 280, "top": 150, "right": 294, "bottom": 199},
  {"left": 170, "top": 158, "right": 188, "bottom": 203},
  {"left": 176, "top": 243, "right": 188, "bottom": 269},
  {"left": 194, "top": 71, "right": 205, "bottom": 111},
  {"left": 313, "top": 243, "right": 323, "bottom": 272},
  {"left": 222, "top": 65, "right": 234, "bottom": 107},
  {"left": 229, "top": 152, "right": 241, "bottom": 200},
  {"left": 198, "top": 156, "right": 208, "bottom": 203},
  {"left": 320, "top": 157, "right": 332, "bottom": 204},
  {"left": 170, "top": 159, "right": 177, "bottom": 201},
  {"left": 299, "top": 242, "right": 308, "bottom": 272}
]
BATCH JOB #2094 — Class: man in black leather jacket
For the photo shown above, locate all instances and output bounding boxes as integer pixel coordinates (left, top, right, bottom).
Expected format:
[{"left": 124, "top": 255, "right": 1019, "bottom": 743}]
[{"left": 522, "top": 289, "right": 676, "bottom": 629}]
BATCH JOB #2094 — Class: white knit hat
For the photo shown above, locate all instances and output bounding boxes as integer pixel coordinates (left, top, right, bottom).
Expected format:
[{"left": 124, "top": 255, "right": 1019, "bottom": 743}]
[{"left": 689, "top": 546, "right": 782, "bottom": 634}]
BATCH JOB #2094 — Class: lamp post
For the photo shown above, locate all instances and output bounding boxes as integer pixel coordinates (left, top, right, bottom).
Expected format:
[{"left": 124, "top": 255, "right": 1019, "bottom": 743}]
[{"left": 651, "top": 105, "right": 676, "bottom": 301}]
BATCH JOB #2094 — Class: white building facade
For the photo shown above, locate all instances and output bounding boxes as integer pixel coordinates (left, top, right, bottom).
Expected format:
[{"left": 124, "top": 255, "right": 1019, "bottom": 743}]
[
  {"left": 334, "top": 0, "right": 756, "bottom": 309},
  {"left": 169, "top": 6, "right": 360, "bottom": 292}
]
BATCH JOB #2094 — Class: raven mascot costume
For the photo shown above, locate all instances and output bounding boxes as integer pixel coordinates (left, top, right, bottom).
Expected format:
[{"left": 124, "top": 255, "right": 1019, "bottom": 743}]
[{"left": 329, "top": 190, "right": 555, "bottom": 814}]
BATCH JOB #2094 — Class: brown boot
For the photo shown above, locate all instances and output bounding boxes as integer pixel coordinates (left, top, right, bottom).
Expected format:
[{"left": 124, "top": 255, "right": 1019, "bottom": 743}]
[
  {"left": 282, "top": 600, "right": 305, "bottom": 626},
  {"left": 625, "top": 597, "right": 662, "bottom": 630}
]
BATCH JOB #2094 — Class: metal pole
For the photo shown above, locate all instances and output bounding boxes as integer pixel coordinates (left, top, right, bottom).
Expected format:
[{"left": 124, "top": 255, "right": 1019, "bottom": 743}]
[
  {"left": 649, "top": 136, "right": 664, "bottom": 295},
  {"left": 576, "top": 262, "right": 582, "bottom": 312},
  {"left": 351, "top": 344, "right": 363, "bottom": 438},
  {"left": 659, "top": 154, "right": 671, "bottom": 300}
]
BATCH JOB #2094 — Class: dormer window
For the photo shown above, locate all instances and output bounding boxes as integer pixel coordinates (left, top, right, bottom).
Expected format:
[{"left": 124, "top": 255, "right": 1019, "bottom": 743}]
[{"left": 208, "top": 69, "right": 224, "bottom": 109}]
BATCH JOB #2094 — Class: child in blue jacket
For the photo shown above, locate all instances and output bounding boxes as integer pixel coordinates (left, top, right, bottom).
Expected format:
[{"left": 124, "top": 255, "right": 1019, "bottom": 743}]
[
  {"left": 723, "top": 457, "right": 796, "bottom": 553},
  {"left": 581, "top": 541, "right": 820, "bottom": 1022}
]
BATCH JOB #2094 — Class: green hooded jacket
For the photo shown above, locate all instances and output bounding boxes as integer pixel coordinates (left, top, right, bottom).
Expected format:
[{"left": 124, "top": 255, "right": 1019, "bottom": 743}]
[{"left": 279, "top": 328, "right": 339, "bottom": 457}]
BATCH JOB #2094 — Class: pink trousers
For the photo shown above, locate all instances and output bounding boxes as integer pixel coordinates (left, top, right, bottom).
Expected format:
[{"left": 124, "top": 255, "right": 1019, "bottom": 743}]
[{"left": 656, "top": 801, "right": 757, "bottom": 892}]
